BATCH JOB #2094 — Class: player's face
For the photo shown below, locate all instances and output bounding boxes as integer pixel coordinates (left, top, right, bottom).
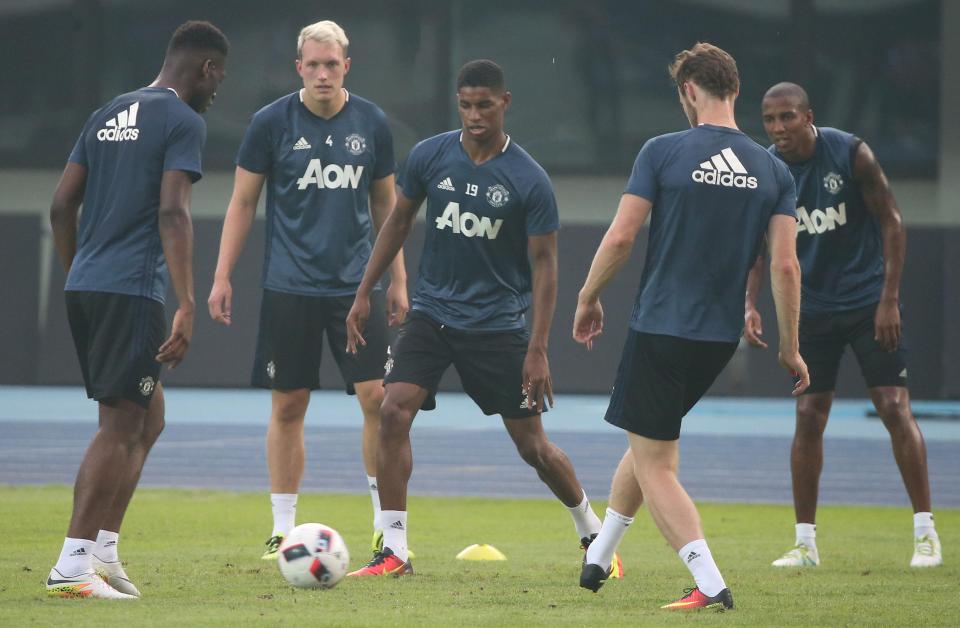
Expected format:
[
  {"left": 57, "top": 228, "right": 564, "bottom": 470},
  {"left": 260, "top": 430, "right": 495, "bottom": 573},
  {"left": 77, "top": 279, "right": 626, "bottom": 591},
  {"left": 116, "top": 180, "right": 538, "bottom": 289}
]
[
  {"left": 297, "top": 40, "right": 351, "bottom": 104},
  {"left": 192, "top": 53, "right": 227, "bottom": 113},
  {"left": 457, "top": 87, "right": 510, "bottom": 142},
  {"left": 762, "top": 95, "right": 814, "bottom": 159}
]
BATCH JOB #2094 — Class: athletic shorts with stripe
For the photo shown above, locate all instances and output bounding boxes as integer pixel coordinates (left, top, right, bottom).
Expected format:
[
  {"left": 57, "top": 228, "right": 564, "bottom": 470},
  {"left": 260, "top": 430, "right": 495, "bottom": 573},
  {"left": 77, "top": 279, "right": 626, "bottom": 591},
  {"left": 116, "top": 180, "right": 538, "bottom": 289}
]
[
  {"left": 252, "top": 289, "right": 390, "bottom": 393},
  {"left": 800, "top": 302, "right": 908, "bottom": 394},
  {"left": 383, "top": 310, "right": 539, "bottom": 419},
  {"left": 604, "top": 330, "right": 737, "bottom": 441},
  {"left": 65, "top": 291, "right": 165, "bottom": 409}
]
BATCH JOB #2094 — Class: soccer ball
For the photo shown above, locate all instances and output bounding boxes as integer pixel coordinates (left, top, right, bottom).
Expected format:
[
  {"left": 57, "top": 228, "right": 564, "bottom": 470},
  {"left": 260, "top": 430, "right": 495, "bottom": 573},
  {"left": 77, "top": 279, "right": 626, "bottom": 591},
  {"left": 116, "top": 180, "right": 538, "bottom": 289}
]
[{"left": 277, "top": 523, "right": 350, "bottom": 589}]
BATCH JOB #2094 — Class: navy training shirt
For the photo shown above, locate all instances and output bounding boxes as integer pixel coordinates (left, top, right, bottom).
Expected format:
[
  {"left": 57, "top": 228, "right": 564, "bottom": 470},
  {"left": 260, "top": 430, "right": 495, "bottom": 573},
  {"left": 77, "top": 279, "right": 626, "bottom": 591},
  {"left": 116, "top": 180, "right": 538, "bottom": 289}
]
[
  {"left": 626, "top": 124, "right": 797, "bottom": 343},
  {"left": 769, "top": 127, "right": 883, "bottom": 313},
  {"left": 66, "top": 87, "right": 205, "bottom": 303},
  {"left": 399, "top": 131, "right": 560, "bottom": 331},
  {"left": 236, "top": 90, "right": 395, "bottom": 296}
]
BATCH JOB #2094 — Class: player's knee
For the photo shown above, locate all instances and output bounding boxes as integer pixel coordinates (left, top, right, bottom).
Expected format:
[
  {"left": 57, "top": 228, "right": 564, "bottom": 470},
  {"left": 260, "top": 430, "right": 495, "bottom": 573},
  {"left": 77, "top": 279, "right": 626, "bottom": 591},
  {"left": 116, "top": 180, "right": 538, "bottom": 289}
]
[
  {"left": 271, "top": 392, "right": 309, "bottom": 423},
  {"left": 515, "top": 438, "right": 552, "bottom": 470},
  {"left": 141, "top": 415, "right": 165, "bottom": 446},
  {"left": 873, "top": 391, "right": 911, "bottom": 430},
  {"left": 795, "top": 405, "right": 828, "bottom": 439},
  {"left": 379, "top": 400, "right": 415, "bottom": 437},
  {"left": 355, "top": 382, "right": 385, "bottom": 415}
]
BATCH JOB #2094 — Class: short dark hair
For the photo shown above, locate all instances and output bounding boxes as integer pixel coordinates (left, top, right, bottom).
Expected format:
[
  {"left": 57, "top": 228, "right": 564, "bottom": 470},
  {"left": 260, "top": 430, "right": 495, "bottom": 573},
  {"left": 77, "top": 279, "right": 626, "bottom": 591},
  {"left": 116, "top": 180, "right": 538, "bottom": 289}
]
[
  {"left": 764, "top": 82, "right": 811, "bottom": 111},
  {"left": 456, "top": 59, "right": 505, "bottom": 92},
  {"left": 668, "top": 42, "right": 739, "bottom": 99},
  {"left": 167, "top": 20, "right": 230, "bottom": 57}
]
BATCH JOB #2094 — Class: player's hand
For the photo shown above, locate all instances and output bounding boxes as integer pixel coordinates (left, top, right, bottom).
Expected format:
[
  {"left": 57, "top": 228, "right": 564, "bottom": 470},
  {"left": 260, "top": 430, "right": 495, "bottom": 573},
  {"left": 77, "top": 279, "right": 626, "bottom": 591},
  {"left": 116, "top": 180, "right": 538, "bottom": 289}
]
[
  {"left": 573, "top": 298, "right": 604, "bottom": 351},
  {"left": 874, "top": 298, "right": 901, "bottom": 352},
  {"left": 744, "top": 306, "right": 768, "bottom": 348},
  {"left": 207, "top": 277, "right": 233, "bottom": 326},
  {"left": 778, "top": 350, "right": 810, "bottom": 397},
  {"left": 522, "top": 347, "right": 554, "bottom": 412},
  {"left": 345, "top": 294, "right": 370, "bottom": 355},
  {"left": 156, "top": 306, "right": 194, "bottom": 369},
  {"left": 386, "top": 281, "right": 409, "bottom": 327}
]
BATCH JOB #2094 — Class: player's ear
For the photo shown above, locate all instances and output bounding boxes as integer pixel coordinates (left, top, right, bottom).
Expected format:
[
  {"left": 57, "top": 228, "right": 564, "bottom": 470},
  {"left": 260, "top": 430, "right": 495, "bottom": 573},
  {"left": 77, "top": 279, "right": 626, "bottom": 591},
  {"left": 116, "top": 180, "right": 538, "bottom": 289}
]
[
  {"left": 501, "top": 90, "right": 512, "bottom": 109},
  {"left": 343, "top": 57, "right": 352, "bottom": 75}
]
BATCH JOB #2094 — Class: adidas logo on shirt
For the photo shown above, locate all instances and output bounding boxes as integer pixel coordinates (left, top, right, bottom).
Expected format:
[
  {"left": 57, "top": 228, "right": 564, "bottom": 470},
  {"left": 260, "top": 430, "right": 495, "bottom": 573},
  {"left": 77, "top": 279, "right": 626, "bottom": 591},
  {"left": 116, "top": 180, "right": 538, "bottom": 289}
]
[
  {"left": 293, "top": 137, "right": 311, "bottom": 150},
  {"left": 691, "top": 147, "right": 757, "bottom": 189},
  {"left": 97, "top": 102, "right": 140, "bottom": 142},
  {"left": 437, "top": 177, "right": 456, "bottom": 191}
]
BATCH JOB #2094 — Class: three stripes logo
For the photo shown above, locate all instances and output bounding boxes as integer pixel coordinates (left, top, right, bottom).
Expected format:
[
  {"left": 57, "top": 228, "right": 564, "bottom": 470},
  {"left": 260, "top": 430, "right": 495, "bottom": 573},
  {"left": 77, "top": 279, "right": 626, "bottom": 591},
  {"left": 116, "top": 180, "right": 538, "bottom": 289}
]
[
  {"left": 97, "top": 102, "right": 140, "bottom": 142},
  {"left": 437, "top": 176, "right": 456, "bottom": 192},
  {"left": 293, "top": 137, "right": 311, "bottom": 150},
  {"left": 691, "top": 147, "right": 757, "bottom": 189}
]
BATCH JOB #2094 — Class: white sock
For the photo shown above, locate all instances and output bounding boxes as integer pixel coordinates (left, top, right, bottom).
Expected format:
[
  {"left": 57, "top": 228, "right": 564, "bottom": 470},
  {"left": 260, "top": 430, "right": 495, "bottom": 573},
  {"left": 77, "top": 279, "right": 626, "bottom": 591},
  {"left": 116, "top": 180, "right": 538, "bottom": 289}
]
[
  {"left": 678, "top": 539, "right": 726, "bottom": 597},
  {"left": 379, "top": 510, "right": 408, "bottom": 562},
  {"left": 566, "top": 491, "right": 602, "bottom": 540},
  {"left": 54, "top": 537, "right": 95, "bottom": 577},
  {"left": 796, "top": 523, "right": 818, "bottom": 552},
  {"left": 585, "top": 508, "right": 633, "bottom": 567},
  {"left": 270, "top": 493, "right": 297, "bottom": 537},
  {"left": 368, "top": 475, "right": 381, "bottom": 530},
  {"left": 93, "top": 529, "right": 120, "bottom": 563},
  {"left": 914, "top": 512, "right": 937, "bottom": 539}
]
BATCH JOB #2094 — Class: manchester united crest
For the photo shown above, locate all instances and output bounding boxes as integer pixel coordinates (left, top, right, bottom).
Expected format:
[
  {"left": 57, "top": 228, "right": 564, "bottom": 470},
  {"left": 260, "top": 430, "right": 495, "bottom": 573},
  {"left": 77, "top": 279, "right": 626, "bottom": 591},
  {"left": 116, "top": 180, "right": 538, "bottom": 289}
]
[
  {"left": 139, "top": 376, "right": 155, "bottom": 396},
  {"left": 344, "top": 134, "right": 366, "bottom": 156},
  {"left": 823, "top": 172, "right": 844, "bottom": 195},
  {"left": 486, "top": 184, "right": 510, "bottom": 208}
]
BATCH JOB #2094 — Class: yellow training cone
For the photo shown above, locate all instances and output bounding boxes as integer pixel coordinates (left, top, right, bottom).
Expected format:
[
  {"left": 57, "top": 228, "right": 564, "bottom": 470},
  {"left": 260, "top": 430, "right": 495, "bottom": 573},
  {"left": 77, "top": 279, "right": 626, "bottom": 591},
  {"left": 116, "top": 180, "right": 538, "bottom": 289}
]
[{"left": 455, "top": 544, "right": 507, "bottom": 561}]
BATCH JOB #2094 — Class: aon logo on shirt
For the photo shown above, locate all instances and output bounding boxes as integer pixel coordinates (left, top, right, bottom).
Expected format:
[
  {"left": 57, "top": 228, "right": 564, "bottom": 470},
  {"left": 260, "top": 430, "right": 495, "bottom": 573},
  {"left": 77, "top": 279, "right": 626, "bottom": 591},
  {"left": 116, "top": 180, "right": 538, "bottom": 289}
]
[
  {"left": 797, "top": 202, "right": 846, "bottom": 235},
  {"left": 296, "top": 159, "right": 364, "bottom": 189},
  {"left": 435, "top": 202, "right": 504, "bottom": 240}
]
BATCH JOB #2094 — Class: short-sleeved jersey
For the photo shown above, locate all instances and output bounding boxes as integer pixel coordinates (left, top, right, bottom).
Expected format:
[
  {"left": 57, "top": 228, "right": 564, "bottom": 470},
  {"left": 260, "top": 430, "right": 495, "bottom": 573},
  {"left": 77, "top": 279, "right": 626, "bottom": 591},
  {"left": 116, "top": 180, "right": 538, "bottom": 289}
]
[
  {"left": 626, "top": 124, "right": 796, "bottom": 343},
  {"left": 66, "top": 87, "right": 205, "bottom": 303},
  {"left": 236, "top": 90, "right": 395, "bottom": 296},
  {"left": 769, "top": 127, "right": 883, "bottom": 313},
  {"left": 399, "top": 131, "right": 559, "bottom": 331}
]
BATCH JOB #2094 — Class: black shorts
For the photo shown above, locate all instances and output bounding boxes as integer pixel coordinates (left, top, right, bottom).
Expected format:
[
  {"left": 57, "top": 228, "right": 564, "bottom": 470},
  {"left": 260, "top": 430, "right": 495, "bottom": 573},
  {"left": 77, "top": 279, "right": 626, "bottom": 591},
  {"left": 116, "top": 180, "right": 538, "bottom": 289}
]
[
  {"left": 252, "top": 289, "right": 389, "bottom": 393},
  {"left": 604, "top": 331, "right": 737, "bottom": 441},
  {"left": 800, "top": 303, "right": 908, "bottom": 394},
  {"left": 384, "top": 310, "right": 537, "bottom": 419},
  {"left": 65, "top": 291, "right": 165, "bottom": 409}
]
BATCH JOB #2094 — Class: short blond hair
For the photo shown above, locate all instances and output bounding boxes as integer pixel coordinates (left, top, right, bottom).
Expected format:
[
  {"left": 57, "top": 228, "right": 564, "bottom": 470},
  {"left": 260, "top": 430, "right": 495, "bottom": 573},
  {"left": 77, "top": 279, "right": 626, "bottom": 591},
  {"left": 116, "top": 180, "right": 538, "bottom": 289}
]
[{"left": 297, "top": 20, "right": 349, "bottom": 58}]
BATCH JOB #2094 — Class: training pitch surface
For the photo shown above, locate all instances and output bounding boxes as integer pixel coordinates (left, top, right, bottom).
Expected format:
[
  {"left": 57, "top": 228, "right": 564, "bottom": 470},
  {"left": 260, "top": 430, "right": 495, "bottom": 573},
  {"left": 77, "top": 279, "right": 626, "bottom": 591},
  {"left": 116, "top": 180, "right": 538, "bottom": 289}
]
[{"left": 1, "top": 386, "right": 959, "bottom": 507}]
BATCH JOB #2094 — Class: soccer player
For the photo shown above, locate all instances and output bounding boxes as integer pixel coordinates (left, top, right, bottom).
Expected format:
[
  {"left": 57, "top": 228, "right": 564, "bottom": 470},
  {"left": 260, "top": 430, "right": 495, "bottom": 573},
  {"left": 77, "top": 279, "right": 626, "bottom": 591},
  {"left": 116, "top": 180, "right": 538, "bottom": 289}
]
[
  {"left": 207, "top": 20, "right": 407, "bottom": 560},
  {"left": 344, "top": 59, "right": 610, "bottom": 577},
  {"left": 746, "top": 82, "right": 941, "bottom": 568},
  {"left": 46, "top": 21, "right": 228, "bottom": 599},
  {"left": 573, "top": 43, "right": 808, "bottom": 610}
]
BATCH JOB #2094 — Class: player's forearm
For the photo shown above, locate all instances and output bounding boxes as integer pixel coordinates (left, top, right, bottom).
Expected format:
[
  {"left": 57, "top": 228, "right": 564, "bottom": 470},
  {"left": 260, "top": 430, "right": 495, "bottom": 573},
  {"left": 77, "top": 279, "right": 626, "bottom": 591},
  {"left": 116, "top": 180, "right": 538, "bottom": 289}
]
[
  {"left": 578, "top": 231, "right": 633, "bottom": 304},
  {"left": 213, "top": 199, "right": 256, "bottom": 281},
  {"left": 879, "top": 213, "right": 906, "bottom": 304},
  {"left": 159, "top": 205, "right": 196, "bottom": 312},
  {"left": 370, "top": 196, "right": 408, "bottom": 286},
  {"left": 358, "top": 208, "right": 414, "bottom": 298},
  {"left": 528, "top": 250, "right": 558, "bottom": 352},
  {"left": 49, "top": 204, "right": 78, "bottom": 273},
  {"left": 745, "top": 255, "right": 764, "bottom": 309},
  {"left": 769, "top": 258, "right": 801, "bottom": 353}
]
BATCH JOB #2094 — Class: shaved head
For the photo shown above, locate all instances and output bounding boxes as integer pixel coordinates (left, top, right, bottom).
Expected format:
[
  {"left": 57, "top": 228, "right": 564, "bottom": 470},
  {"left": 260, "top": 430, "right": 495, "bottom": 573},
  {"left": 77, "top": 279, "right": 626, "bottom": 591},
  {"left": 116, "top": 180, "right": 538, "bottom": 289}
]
[{"left": 763, "top": 82, "right": 810, "bottom": 111}]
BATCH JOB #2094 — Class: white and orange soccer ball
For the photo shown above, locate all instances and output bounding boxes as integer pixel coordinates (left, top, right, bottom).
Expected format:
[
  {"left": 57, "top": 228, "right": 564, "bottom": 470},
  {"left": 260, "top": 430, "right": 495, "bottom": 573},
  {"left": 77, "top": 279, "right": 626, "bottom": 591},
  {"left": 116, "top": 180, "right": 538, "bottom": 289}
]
[{"left": 277, "top": 523, "right": 350, "bottom": 589}]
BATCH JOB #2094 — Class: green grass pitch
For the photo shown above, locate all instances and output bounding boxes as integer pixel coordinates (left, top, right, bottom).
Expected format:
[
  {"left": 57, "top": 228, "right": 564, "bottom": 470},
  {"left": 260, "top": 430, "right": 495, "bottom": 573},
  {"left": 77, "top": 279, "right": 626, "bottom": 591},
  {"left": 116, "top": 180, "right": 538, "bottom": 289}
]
[{"left": 1, "top": 486, "right": 955, "bottom": 626}]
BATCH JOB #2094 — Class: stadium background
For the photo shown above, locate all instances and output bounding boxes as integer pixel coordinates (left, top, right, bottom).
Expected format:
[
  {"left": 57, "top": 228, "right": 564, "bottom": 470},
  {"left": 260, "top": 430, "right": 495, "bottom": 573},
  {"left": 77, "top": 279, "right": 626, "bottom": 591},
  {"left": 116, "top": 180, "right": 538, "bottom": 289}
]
[{"left": 1, "top": 0, "right": 957, "bottom": 399}]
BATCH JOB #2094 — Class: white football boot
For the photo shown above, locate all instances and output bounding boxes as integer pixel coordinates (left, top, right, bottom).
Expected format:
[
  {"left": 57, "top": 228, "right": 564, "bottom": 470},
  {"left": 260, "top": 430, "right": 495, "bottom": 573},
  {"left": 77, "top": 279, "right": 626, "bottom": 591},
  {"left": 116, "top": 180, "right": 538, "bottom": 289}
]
[
  {"left": 46, "top": 567, "right": 137, "bottom": 599},
  {"left": 93, "top": 555, "right": 142, "bottom": 596}
]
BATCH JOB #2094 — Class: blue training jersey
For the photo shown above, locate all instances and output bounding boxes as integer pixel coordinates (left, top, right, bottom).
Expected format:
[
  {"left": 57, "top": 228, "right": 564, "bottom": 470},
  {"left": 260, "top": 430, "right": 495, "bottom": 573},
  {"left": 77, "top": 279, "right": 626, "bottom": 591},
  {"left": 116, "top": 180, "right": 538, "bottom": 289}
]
[
  {"left": 399, "top": 131, "right": 560, "bottom": 331},
  {"left": 66, "top": 87, "right": 206, "bottom": 303},
  {"left": 627, "top": 124, "right": 797, "bottom": 343},
  {"left": 236, "top": 90, "right": 395, "bottom": 296},
  {"left": 769, "top": 127, "right": 883, "bottom": 313}
]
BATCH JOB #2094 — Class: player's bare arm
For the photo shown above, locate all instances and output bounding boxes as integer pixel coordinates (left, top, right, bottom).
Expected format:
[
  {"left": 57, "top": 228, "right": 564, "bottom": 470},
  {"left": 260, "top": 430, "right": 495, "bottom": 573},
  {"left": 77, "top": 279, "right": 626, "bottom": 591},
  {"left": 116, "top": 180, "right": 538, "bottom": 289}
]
[
  {"left": 854, "top": 141, "right": 905, "bottom": 352},
  {"left": 574, "top": 193, "right": 651, "bottom": 350},
  {"left": 346, "top": 190, "right": 422, "bottom": 353},
  {"left": 156, "top": 169, "right": 196, "bottom": 368},
  {"left": 49, "top": 162, "right": 87, "bottom": 273},
  {"left": 207, "top": 166, "right": 265, "bottom": 325},
  {"left": 744, "top": 252, "right": 768, "bottom": 348},
  {"left": 524, "top": 232, "right": 558, "bottom": 410},
  {"left": 369, "top": 174, "right": 409, "bottom": 326},
  {"left": 767, "top": 213, "right": 809, "bottom": 394}
]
